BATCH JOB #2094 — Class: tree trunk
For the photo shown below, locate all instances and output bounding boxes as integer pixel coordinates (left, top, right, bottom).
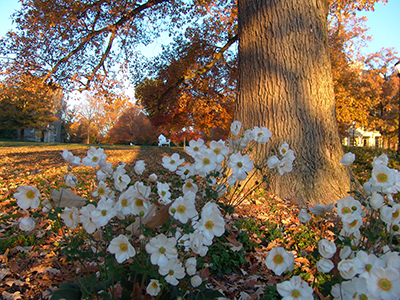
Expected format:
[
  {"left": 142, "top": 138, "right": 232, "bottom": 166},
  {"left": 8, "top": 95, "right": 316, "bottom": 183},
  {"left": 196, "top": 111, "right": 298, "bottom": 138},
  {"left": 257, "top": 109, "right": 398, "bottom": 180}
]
[
  {"left": 19, "top": 128, "right": 25, "bottom": 141},
  {"left": 236, "top": 0, "right": 351, "bottom": 205}
]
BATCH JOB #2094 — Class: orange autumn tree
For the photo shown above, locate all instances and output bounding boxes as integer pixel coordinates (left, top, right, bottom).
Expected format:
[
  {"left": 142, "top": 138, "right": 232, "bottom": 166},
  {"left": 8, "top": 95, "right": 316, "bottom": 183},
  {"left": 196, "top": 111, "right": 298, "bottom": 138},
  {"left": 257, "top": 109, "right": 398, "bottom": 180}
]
[
  {"left": 329, "top": 0, "right": 399, "bottom": 139},
  {"left": 107, "top": 105, "right": 159, "bottom": 145}
]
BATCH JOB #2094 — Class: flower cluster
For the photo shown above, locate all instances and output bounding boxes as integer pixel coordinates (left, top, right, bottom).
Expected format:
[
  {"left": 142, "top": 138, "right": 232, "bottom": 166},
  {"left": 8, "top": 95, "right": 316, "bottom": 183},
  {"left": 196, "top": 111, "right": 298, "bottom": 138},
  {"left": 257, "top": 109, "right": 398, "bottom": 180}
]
[
  {"left": 13, "top": 121, "right": 290, "bottom": 298},
  {"left": 263, "top": 151, "right": 400, "bottom": 300}
]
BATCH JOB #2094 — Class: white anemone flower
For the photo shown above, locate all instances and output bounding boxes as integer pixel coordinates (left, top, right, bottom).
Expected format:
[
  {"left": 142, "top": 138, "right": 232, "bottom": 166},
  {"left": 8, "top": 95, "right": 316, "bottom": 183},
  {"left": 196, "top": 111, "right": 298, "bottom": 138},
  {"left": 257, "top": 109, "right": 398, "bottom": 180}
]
[
  {"left": 357, "top": 251, "right": 384, "bottom": 279},
  {"left": 337, "top": 196, "right": 362, "bottom": 218},
  {"left": 265, "top": 247, "right": 295, "bottom": 276},
  {"left": 341, "top": 152, "right": 356, "bottom": 166},
  {"left": 91, "top": 198, "right": 117, "bottom": 227},
  {"left": 194, "top": 149, "right": 217, "bottom": 175},
  {"left": 277, "top": 276, "right": 313, "bottom": 300},
  {"left": 133, "top": 181, "right": 151, "bottom": 199},
  {"left": 318, "top": 239, "right": 337, "bottom": 259},
  {"left": 252, "top": 126, "right": 271, "bottom": 144},
  {"left": 337, "top": 258, "right": 363, "bottom": 280},
  {"left": 189, "top": 232, "right": 209, "bottom": 256},
  {"left": 341, "top": 213, "right": 363, "bottom": 234},
  {"left": 158, "top": 258, "right": 185, "bottom": 286},
  {"left": 372, "top": 153, "right": 389, "bottom": 168},
  {"left": 61, "top": 149, "right": 81, "bottom": 166},
  {"left": 227, "top": 153, "right": 253, "bottom": 178},
  {"left": 98, "top": 158, "right": 113, "bottom": 175},
  {"left": 309, "top": 202, "right": 334, "bottom": 216},
  {"left": 197, "top": 212, "right": 225, "bottom": 244},
  {"left": 182, "top": 179, "right": 198, "bottom": 195},
  {"left": 380, "top": 204, "right": 400, "bottom": 225},
  {"left": 176, "top": 163, "right": 196, "bottom": 180},
  {"left": 298, "top": 209, "right": 311, "bottom": 223},
  {"left": 80, "top": 204, "right": 98, "bottom": 234},
  {"left": 169, "top": 193, "right": 198, "bottom": 224},
  {"left": 82, "top": 146, "right": 106, "bottom": 167},
  {"left": 209, "top": 140, "right": 229, "bottom": 163},
  {"left": 107, "top": 234, "right": 136, "bottom": 263},
  {"left": 191, "top": 275, "right": 203, "bottom": 288},
  {"left": 145, "top": 234, "right": 178, "bottom": 267},
  {"left": 115, "top": 187, "right": 135, "bottom": 215},
  {"left": 369, "top": 192, "right": 384, "bottom": 210},
  {"left": 19, "top": 217, "right": 35, "bottom": 232},
  {"left": 210, "top": 140, "right": 230, "bottom": 163},
  {"left": 185, "top": 139, "right": 207, "bottom": 156},
  {"left": 278, "top": 157, "right": 293, "bottom": 175},
  {"left": 148, "top": 173, "right": 158, "bottom": 182},
  {"left": 113, "top": 165, "right": 131, "bottom": 192},
  {"left": 367, "top": 267, "right": 400, "bottom": 299},
  {"left": 267, "top": 155, "right": 280, "bottom": 169},
  {"left": 146, "top": 279, "right": 161, "bottom": 296},
  {"left": 131, "top": 195, "right": 150, "bottom": 216},
  {"left": 279, "top": 142, "right": 290, "bottom": 156},
  {"left": 92, "top": 181, "right": 115, "bottom": 200},
  {"left": 371, "top": 165, "right": 395, "bottom": 189},
  {"left": 157, "top": 182, "right": 171, "bottom": 204},
  {"left": 162, "top": 153, "right": 184, "bottom": 172},
  {"left": 134, "top": 160, "right": 146, "bottom": 175},
  {"left": 61, "top": 207, "right": 80, "bottom": 229},
  {"left": 185, "top": 257, "right": 197, "bottom": 276},
  {"left": 317, "top": 258, "right": 334, "bottom": 273},
  {"left": 230, "top": 121, "right": 242, "bottom": 136},
  {"left": 14, "top": 186, "right": 41, "bottom": 210},
  {"left": 64, "top": 174, "right": 78, "bottom": 188}
]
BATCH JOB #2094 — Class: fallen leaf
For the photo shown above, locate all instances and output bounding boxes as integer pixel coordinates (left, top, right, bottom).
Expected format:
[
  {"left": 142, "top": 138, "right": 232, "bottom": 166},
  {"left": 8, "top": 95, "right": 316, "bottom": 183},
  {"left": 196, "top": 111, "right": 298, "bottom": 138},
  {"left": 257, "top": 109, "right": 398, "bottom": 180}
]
[
  {"left": 50, "top": 188, "right": 87, "bottom": 207},
  {"left": 1, "top": 291, "right": 22, "bottom": 300}
]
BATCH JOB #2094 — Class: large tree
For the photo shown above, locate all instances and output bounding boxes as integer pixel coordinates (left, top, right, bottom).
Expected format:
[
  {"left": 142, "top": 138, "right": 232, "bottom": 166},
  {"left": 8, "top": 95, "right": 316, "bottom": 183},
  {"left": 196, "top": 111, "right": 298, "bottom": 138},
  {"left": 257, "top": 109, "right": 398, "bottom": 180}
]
[
  {"left": 0, "top": 73, "right": 62, "bottom": 141},
  {"left": 235, "top": 0, "right": 386, "bottom": 204}
]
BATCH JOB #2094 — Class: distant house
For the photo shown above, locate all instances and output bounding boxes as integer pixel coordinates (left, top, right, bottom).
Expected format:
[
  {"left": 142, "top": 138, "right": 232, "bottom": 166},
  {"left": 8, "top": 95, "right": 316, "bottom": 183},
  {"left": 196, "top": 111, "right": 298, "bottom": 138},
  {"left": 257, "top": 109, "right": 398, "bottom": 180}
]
[
  {"left": 342, "top": 126, "right": 382, "bottom": 148},
  {"left": 15, "top": 85, "right": 64, "bottom": 143}
]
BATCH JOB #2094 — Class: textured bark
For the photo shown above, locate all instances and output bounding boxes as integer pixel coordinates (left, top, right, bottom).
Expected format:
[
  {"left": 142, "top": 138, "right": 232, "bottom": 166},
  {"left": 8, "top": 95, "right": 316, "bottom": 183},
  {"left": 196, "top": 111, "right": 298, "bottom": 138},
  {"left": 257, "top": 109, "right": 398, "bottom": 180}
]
[{"left": 236, "top": 0, "right": 351, "bottom": 205}]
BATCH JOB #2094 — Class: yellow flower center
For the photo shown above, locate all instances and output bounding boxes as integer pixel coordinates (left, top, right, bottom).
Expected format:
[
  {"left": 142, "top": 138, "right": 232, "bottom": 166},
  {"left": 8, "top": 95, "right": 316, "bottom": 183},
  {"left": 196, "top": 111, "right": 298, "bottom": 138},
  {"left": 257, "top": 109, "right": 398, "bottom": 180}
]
[
  {"left": 359, "top": 294, "right": 368, "bottom": 300},
  {"left": 205, "top": 220, "right": 214, "bottom": 230},
  {"left": 92, "top": 156, "right": 98, "bottom": 162},
  {"left": 273, "top": 254, "right": 283, "bottom": 264},
  {"left": 186, "top": 182, "right": 193, "bottom": 188},
  {"left": 135, "top": 199, "right": 143, "bottom": 207},
  {"left": 121, "top": 199, "right": 128, "bottom": 207},
  {"left": 393, "top": 210, "right": 399, "bottom": 219},
  {"left": 349, "top": 219, "right": 358, "bottom": 227},
  {"left": 101, "top": 209, "right": 107, "bottom": 216},
  {"left": 378, "top": 278, "right": 392, "bottom": 291},
  {"left": 170, "top": 160, "right": 175, "bottom": 164},
  {"left": 282, "top": 149, "right": 287, "bottom": 154},
  {"left": 168, "top": 270, "right": 174, "bottom": 276},
  {"left": 237, "top": 162, "right": 243, "bottom": 168},
  {"left": 151, "top": 281, "right": 159, "bottom": 289},
  {"left": 377, "top": 173, "right": 388, "bottom": 183},
  {"left": 177, "top": 205, "right": 186, "bottom": 214},
  {"left": 98, "top": 188, "right": 105, "bottom": 195},
  {"left": 214, "top": 148, "right": 221, "bottom": 155},
  {"left": 291, "top": 289, "right": 300, "bottom": 298},
  {"left": 194, "top": 146, "right": 199, "bottom": 151},
  {"left": 203, "top": 158, "right": 210, "bottom": 165},
  {"left": 365, "top": 264, "right": 372, "bottom": 272},
  {"left": 159, "top": 247, "right": 166, "bottom": 254},
  {"left": 26, "top": 191, "right": 35, "bottom": 199},
  {"left": 119, "top": 243, "right": 128, "bottom": 252},
  {"left": 342, "top": 207, "right": 351, "bottom": 214},
  {"left": 69, "top": 212, "right": 74, "bottom": 220}
]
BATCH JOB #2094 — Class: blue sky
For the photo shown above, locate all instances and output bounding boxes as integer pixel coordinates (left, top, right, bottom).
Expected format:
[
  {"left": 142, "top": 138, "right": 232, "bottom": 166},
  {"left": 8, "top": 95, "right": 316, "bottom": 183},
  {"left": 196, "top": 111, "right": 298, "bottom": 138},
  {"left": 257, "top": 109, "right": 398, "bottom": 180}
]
[{"left": 0, "top": 0, "right": 399, "bottom": 59}]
